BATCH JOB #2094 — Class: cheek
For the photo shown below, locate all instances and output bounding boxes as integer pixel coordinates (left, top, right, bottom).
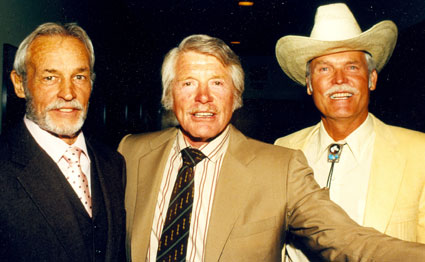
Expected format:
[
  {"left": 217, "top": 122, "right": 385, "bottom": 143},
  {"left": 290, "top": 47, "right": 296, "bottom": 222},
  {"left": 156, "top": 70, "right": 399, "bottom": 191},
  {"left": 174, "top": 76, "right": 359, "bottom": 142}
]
[
  {"left": 77, "top": 85, "right": 92, "bottom": 101},
  {"left": 31, "top": 91, "right": 53, "bottom": 110},
  {"left": 172, "top": 93, "right": 186, "bottom": 111}
]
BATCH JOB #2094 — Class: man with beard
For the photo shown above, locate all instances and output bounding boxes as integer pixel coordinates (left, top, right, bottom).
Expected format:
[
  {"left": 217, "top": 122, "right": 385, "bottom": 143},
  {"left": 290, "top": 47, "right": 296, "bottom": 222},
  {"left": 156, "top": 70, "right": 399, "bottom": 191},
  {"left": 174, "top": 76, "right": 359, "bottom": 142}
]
[
  {"left": 119, "top": 34, "right": 425, "bottom": 262},
  {"left": 274, "top": 3, "right": 425, "bottom": 261},
  {"left": 0, "top": 23, "right": 125, "bottom": 262}
]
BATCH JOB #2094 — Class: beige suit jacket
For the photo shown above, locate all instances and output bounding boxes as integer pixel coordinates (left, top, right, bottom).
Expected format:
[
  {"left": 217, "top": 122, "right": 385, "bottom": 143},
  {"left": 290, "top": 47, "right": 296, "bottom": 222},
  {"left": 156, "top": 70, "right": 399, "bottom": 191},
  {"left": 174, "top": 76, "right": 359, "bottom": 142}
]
[
  {"left": 275, "top": 114, "right": 425, "bottom": 243},
  {"left": 119, "top": 125, "right": 425, "bottom": 262}
]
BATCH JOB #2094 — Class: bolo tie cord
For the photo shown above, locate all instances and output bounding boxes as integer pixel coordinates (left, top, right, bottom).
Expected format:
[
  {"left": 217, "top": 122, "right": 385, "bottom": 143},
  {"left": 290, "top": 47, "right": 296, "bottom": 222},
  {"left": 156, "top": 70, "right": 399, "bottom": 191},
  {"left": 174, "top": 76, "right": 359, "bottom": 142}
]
[{"left": 326, "top": 161, "right": 336, "bottom": 188}]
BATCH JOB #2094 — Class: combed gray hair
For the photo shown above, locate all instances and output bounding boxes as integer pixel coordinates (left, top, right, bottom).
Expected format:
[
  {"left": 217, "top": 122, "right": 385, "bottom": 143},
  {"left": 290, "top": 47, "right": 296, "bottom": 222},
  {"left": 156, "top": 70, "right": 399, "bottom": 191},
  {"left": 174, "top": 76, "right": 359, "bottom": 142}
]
[
  {"left": 306, "top": 52, "right": 376, "bottom": 89},
  {"left": 13, "top": 22, "right": 95, "bottom": 83},
  {"left": 161, "top": 34, "right": 244, "bottom": 111}
]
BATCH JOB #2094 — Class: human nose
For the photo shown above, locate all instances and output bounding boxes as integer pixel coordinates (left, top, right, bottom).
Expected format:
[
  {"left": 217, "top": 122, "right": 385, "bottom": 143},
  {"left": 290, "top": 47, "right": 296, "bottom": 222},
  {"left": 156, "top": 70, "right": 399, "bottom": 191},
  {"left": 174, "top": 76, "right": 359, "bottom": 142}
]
[
  {"left": 333, "top": 68, "right": 347, "bottom": 85},
  {"left": 195, "top": 82, "right": 212, "bottom": 104},
  {"left": 57, "top": 79, "right": 76, "bottom": 101}
]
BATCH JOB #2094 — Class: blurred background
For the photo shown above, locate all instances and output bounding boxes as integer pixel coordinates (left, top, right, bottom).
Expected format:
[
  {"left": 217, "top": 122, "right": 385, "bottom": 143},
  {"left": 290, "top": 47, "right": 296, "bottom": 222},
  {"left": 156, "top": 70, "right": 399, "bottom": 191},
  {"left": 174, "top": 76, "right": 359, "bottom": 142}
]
[{"left": 1, "top": 0, "right": 425, "bottom": 148}]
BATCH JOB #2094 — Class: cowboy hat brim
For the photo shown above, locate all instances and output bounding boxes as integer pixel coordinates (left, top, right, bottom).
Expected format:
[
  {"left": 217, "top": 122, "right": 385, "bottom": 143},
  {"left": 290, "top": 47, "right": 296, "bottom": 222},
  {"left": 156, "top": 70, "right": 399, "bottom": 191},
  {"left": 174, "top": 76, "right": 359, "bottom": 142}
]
[{"left": 275, "top": 20, "right": 398, "bottom": 86}]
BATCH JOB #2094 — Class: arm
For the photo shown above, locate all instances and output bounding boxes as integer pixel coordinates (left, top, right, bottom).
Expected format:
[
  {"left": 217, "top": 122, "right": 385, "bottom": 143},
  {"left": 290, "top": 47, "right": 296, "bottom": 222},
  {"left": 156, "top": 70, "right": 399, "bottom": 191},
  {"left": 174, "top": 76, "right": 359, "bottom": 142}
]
[{"left": 286, "top": 150, "right": 425, "bottom": 262}]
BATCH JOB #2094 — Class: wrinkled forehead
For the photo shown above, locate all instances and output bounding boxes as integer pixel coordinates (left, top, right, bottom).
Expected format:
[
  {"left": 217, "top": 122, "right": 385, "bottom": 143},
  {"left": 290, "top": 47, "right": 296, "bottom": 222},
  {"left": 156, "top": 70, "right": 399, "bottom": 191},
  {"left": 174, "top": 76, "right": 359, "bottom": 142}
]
[
  {"left": 175, "top": 51, "right": 231, "bottom": 78},
  {"left": 27, "top": 35, "right": 89, "bottom": 61},
  {"left": 310, "top": 50, "right": 368, "bottom": 66}
]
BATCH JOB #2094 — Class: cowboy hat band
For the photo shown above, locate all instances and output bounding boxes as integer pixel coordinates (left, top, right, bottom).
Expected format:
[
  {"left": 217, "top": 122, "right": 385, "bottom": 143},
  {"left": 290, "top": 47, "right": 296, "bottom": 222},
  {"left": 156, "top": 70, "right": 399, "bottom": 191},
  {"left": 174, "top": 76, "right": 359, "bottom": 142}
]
[{"left": 275, "top": 3, "right": 398, "bottom": 86}]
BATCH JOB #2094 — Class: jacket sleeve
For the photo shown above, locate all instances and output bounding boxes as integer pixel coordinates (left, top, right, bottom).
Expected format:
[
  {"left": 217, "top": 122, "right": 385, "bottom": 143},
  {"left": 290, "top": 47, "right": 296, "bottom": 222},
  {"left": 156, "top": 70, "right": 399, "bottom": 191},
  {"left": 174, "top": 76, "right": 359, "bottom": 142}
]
[{"left": 285, "top": 150, "right": 425, "bottom": 262}]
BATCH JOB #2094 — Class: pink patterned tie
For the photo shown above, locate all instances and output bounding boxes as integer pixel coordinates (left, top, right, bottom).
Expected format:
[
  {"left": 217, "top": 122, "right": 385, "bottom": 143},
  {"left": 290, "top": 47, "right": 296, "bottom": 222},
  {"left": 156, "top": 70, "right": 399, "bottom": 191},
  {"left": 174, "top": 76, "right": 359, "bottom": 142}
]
[{"left": 63, "top": 146, "right": 92, "bottom": 217}]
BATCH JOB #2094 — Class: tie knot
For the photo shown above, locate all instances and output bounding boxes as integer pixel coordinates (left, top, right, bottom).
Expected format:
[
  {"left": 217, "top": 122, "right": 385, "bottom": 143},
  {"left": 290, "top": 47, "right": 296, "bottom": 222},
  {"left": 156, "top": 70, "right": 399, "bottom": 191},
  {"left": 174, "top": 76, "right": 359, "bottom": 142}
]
[
  {"left": 181, "top": 148, "right": 206, "bottom": 167},
  {"left": 63, "top": 146, "right": 82, "bottom": 164}
]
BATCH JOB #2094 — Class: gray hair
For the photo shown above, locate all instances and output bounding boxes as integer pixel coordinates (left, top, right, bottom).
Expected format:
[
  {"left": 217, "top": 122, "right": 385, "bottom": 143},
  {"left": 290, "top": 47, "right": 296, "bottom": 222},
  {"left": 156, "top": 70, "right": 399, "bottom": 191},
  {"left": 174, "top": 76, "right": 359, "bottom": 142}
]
[
  {"left": 306, "top": 52, "right": 376, "bottom": 89},
  {"left": 161, "top": 34, "right": 244, "bottom": 111},
  {"left": 13, "top": 22, "right": 95, "bottom": 83}
]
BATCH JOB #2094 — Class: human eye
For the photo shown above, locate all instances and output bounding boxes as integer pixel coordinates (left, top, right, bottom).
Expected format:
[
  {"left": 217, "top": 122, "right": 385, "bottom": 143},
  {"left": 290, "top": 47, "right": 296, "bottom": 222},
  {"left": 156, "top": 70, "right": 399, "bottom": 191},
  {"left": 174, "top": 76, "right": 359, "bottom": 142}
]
[
  {"left": 180, "top": 80, "right": 197, "bottom": 88},
  {"left": 319, "top": 66, "right": 329, "bottom": 72},
  {"left": 209, "top": 79, "right": 225, "bottom": 87},
  {"left": 44, "top": 76, "right": 56, "bottom": 81},
  {"left": 42, "top": 75, "right": 59, "bottom": 85},
  {"left": 74, "top": 74, "right": 87, "bottom": 81},
  {"left": 347, "top": 65, "right": 359, "bottom": 71}
]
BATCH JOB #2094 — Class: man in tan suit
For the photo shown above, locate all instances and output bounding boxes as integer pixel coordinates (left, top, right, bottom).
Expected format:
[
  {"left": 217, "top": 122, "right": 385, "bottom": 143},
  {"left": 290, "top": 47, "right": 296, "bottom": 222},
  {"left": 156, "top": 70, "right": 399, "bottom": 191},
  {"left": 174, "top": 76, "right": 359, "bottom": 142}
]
[
  {"left": 274, "top": 3, "right": 425, "bottom": 261},
  {"left": 119, "top": 34, "right": 425, "bottom": 262}
]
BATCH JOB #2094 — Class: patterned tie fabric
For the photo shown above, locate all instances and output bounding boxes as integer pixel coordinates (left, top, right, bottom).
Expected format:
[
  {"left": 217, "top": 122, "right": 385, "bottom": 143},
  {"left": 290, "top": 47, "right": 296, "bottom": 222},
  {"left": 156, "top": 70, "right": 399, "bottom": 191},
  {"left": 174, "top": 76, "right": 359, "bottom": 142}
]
[
  {"left": 156, "top": 147, "right": 206, "bottom": 262},
  {"left": 63, "top": 146, "right": 92, "bottom": 217}
]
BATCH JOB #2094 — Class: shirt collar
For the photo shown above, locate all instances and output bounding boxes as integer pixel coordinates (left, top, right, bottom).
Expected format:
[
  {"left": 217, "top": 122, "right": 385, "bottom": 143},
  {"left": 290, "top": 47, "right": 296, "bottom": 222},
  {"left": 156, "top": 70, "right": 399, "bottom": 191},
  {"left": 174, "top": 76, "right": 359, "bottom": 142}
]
[
  {"left": 318, "top": 114, "right": 374, "bottom": 161},
  {"left": 24, "top": 116, "right": 88, "bottom": 163},
  {"left": 175, "top": 125, "right": 230, "bottom": 163}
]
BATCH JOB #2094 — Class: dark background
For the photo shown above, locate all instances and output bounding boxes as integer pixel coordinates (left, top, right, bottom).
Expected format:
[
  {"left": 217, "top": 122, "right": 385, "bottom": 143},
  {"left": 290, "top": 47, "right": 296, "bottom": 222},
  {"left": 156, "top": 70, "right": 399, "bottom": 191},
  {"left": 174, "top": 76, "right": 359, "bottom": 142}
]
[{"left": 2, "top": 0, "right": 425, "bottom": 148}]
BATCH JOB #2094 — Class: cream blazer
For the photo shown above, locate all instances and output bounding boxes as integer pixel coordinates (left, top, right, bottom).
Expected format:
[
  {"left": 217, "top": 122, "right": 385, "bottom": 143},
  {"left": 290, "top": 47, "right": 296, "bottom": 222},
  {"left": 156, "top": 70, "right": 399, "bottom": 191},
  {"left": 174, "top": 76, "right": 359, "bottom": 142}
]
[
  {"left": 119, "top": 125, "right": 425, "bottom": 262},
  {"left": 275, "top": 114, "right": 425, "bottom": 243}
]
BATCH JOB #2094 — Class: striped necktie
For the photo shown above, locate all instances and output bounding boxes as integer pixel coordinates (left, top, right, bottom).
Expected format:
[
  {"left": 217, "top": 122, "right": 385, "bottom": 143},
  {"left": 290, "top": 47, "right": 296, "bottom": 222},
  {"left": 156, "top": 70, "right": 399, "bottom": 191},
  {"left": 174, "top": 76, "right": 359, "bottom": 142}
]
[{"left": 156, "top": 147, "right": 206, "bottom": 262}]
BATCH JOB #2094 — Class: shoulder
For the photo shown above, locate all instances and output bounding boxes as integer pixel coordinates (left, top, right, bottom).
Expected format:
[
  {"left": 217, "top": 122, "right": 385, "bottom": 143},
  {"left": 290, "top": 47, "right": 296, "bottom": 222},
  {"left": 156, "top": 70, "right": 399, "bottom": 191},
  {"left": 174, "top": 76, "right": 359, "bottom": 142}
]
[
  {"left": 274, "top": 125, "right": 317, "bottom": 148},
  {"left": 229, "top": 127, "right": 306, "bottom": 167},
  {"left": 0, "top": 134, "right": 11, "bottom": 161},
  {"left": 0, "top": 122, "right": 41, "bottom": 165},
  {"left": 87, "top": 137, "right": 124, "bottom": 163},
  {"left": 118, "top": 127, "right": 177, "bottom": 158},
  {"left": 374, "top": 117, "right": 425, "bottom": 145}
]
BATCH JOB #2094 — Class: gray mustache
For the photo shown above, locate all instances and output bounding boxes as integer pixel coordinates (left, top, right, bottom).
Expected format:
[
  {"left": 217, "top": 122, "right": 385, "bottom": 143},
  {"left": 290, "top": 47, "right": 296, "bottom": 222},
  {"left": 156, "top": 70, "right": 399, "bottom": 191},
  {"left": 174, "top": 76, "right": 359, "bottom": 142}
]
[
  {"left": 323, "top": 84, "right": 359, "bottom": 97},
  {"left": 45, "top": 99, "right": 84, "bottom": 111}
]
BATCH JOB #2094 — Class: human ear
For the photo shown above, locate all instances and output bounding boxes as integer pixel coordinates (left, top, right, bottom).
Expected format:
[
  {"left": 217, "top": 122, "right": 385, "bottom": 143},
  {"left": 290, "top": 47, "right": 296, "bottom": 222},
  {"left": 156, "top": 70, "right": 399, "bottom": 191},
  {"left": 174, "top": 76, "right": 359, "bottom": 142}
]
[{"left": 10, "top": 70, "right": 26, "bottom": 98}]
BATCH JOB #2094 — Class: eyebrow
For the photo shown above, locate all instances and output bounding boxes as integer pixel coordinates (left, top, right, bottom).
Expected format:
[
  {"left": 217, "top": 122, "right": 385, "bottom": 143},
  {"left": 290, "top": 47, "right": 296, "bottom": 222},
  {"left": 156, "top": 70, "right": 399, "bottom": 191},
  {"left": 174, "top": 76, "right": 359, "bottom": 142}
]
[
  {"left": 314, "top": 60, "right": 361, "bottom": 66},
  {"left": 44, "top": 69, "right": 58, "bottom": 74},
  {"left": 75, "top": 67, "right": 90, "bottom": 73},
  {"left": 43, "top": 67, "right": 89, "bottom": 74},
  {"left": 345, "top": 60, "right": 361, "bottom": 64}
]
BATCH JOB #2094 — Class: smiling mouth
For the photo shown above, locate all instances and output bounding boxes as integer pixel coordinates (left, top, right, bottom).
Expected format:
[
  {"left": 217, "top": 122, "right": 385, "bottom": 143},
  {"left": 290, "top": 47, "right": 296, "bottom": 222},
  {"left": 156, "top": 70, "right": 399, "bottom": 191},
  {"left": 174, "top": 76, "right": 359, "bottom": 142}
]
[
  {"left": 193, "top": 112, "right": 214, "bottom": 117},
  {"left": 54, "top": 108, "right": 81, "bottom": 113},
  {"left": 330, "top": 92, "right": 353, "bottom": 100}
]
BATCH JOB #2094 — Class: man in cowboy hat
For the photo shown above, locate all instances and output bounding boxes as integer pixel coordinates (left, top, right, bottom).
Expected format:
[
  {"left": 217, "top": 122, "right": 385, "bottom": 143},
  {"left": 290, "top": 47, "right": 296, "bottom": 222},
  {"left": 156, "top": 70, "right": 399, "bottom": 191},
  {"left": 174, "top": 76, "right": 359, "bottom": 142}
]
[{"left": 275, "top": 3, "right": 425, "bottom": 261}]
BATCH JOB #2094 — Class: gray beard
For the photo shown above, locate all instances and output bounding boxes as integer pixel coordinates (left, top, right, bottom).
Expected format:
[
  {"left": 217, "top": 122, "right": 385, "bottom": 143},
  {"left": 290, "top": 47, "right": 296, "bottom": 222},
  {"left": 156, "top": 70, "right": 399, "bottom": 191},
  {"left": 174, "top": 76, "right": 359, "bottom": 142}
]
[{"left": 25, "top": 95, "right": 88, "bottom": 137}]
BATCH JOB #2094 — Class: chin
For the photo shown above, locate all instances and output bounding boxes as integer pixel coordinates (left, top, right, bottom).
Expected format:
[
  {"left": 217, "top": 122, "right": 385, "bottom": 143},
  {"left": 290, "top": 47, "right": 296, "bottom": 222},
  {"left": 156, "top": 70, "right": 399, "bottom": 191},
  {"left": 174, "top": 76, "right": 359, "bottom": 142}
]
[{"left": 41, "top": 115, "right": 85, "bottom": 137}]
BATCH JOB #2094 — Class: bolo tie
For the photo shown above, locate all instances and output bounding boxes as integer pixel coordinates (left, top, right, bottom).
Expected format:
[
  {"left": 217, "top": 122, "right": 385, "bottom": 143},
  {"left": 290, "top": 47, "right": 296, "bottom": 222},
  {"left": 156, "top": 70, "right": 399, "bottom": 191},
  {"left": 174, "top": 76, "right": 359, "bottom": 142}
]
[{"left": 326, "top": 143, "right": 346, "bottom": 188}]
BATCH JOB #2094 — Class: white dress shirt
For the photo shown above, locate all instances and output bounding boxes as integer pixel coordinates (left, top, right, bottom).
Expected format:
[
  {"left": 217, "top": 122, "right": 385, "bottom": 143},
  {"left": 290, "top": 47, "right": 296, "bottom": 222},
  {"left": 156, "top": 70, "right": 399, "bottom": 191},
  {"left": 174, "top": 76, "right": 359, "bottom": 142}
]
[
  {"left": 24, "top": 117, "right": 91, "bottom": 193},
  {"left": 147, "top": 126, "right": 230, "bottom": 262},
  {"left": 287, "top": 114, "right": 375, "bottom": 262}
]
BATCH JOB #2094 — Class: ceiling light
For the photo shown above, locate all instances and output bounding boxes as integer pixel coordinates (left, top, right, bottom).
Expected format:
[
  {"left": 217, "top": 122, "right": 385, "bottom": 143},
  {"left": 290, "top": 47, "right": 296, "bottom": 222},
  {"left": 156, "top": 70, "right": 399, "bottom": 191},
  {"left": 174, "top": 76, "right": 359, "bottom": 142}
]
[
  {"left": 239, "top": 1, "right": 254, "bottom": 6},
  {"left": 230, "top": 41, "right": 241, "bottom": 44}
]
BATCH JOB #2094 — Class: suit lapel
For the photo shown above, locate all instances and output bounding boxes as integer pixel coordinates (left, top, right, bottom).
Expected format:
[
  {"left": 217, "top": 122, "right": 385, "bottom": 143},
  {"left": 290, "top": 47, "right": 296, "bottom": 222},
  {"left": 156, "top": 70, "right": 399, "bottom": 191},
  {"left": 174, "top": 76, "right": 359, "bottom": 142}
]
[
  {"left": 131, "top": 129, "right": 177, "bottom": 261},
  {"left": 9, "top": 124, "right": 86, "bottom": 259},
  {"left": 205, "top": 126, "right": 256, "bottom": 261},
  {"left": 363, "top": 116, "right": 405, "bottom": 232}
]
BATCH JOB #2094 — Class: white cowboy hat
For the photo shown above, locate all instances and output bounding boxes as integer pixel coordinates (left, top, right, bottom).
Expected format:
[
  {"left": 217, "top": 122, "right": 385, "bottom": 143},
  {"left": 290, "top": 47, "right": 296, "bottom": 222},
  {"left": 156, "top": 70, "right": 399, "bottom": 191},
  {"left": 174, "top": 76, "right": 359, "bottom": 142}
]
[{"left": 275, "top": 3, "right": 398, "bottom": 86}]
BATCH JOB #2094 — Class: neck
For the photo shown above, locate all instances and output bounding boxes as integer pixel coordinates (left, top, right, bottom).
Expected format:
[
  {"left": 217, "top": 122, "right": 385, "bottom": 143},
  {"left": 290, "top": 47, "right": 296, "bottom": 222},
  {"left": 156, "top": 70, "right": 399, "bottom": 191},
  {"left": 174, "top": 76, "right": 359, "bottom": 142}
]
[
  {"left": 48, "top": 130, "right": 80, "bottom": 145},
  {"left": 321, "top": 113, "right": 368, "bottom": 141}
]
